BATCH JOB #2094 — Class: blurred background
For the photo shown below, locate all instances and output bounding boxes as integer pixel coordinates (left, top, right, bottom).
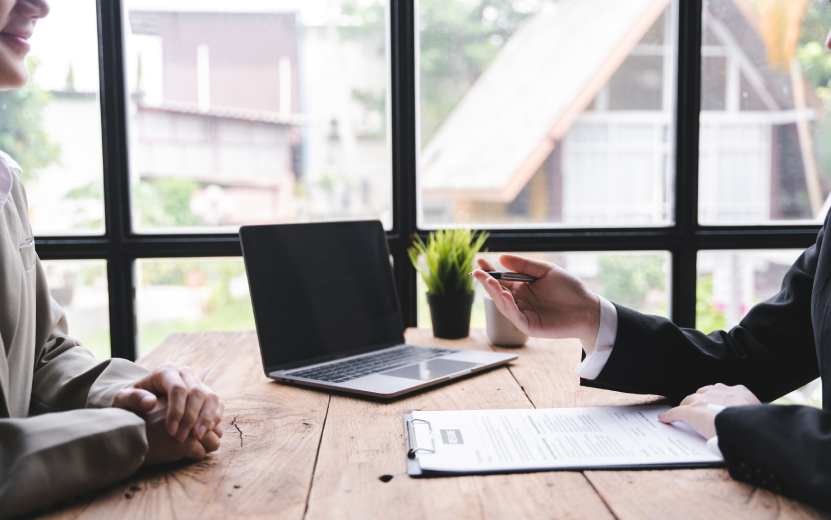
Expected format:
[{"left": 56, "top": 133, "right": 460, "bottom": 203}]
[{"left": 1, "top": 0, "right": 826, "bottom": 405}]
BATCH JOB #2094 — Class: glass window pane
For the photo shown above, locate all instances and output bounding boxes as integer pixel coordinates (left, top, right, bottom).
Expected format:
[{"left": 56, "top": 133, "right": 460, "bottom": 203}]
[
  {"left": 417, "top": 1, "right": 677, "bottom": 228},
  {"left": 136, "top": 258, "right": 254, "bottom": 356},
  {"left": 699, "top": 1, "right": 831, "bottom": 225},
  {"left": 696, "top": 249, "right": 802, "bottom": 331},
  {"left": 1, "top": 0, "right": 105, "bottom": 235},
  {"left": 40, "top": 260, "right": 110, "bottom": 359},
  {"left": 123, "top": 1, "right": 391, "bottom": 233},
  {"left": 418, "top": 251, "right": 671, "bottom": 328},
  {"left": 696, "top": 249, "right": 819, "bottom": 406}
]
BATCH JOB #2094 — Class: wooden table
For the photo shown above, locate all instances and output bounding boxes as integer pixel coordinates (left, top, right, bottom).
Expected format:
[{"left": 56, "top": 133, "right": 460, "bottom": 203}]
[{"left": 41, "top": 329, "right": 830, "bottom": 520}]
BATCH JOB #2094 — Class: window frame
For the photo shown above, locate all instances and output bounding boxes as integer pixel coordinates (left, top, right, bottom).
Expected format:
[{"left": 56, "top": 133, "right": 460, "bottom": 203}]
[{"left": 31, "top": 0, "right": 821, "bottom": 361}]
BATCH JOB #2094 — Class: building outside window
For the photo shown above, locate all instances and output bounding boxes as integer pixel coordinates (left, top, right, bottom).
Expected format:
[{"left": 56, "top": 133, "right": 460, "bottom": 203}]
[
  {"left": 123, "top": 1, "right": 391, "bottom": 232},
  {"left": 1, "top": 0, "right": 830, "bottom": 405},
  {"left": 418, "top": 0, "right": 831, "bottom": 227}
]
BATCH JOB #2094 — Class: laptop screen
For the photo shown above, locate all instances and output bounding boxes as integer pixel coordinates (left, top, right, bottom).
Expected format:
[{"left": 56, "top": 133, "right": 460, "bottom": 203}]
[{"left": 240, "top": 221, "right": 404, "bottom": 372}]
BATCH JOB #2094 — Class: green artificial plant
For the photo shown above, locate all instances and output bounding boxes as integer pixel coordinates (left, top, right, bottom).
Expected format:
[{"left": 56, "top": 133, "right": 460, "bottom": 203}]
[{"left": 408, "top": 228, "right": 489, "bottom": 295}]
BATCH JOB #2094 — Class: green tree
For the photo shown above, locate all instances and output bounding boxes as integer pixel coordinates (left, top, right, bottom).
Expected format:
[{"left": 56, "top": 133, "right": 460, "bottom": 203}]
[
  {"left": 65, "top": 178, "right": 202, "bottom": 230},
  {"left": 138, "top": 259, "right": 254, "bottom": 355},
  {"left": 795, "top": 2, "right": 831, "bottom": 183},
  {"left": 0, "top": 58, "right": 60, "bottom": 181},
  {"left": 417, "top": 0, "right": 544, "bottom": 144},
  {"left": 340, "top": 0, "right": 545, "bottom": 145},
  {"left": 64, "top": 180, "right": 103, "bottom": 229},
  {"left": 134, "top": 179, "right": 201, "bottom": 228},
  {"left": 65, "top": 65, "right": 75, "bottom": 92},
  {"left": 597, "top": 255, "right": 666, "bottom": 310},
  {"left": 139, "top": 259, "right": 251, "bottom": 322},
  {"left": 695, "top": 274, "right": 725, "bottom": 333}
]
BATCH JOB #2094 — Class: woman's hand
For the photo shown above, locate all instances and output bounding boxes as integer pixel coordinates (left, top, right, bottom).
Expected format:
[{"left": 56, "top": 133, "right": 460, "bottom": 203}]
[
  {"left": 658, "top": 383, "right": 762, "bottom": 439},
  {"left": 113, "top": 363, "right": 224, "bottom": 442},
  {"left": 471, "top": 254, "right": 601, "bottom": 344},
  {"left": 138, "top": 397, "right": 224, "bottom": 465}
]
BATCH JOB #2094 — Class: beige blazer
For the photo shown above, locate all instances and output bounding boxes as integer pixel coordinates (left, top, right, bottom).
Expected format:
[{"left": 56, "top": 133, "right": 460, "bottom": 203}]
[{"left": 0, "top": 174, "right": 150, "bottom": 519}]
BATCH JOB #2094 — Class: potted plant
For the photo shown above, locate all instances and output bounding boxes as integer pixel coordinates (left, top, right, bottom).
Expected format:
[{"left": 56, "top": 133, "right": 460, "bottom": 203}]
[{"left": 408, "top": 228, "right": 489, "bottom": 339}]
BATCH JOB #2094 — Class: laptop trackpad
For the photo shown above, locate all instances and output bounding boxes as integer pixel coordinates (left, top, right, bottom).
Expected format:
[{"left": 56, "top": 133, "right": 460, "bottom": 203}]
[{"left": 382, "top": 359, "right": 479, "bottom": 381}]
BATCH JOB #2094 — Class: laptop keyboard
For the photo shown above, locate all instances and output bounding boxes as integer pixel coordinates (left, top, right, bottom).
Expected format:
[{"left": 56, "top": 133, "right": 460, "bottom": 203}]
[{"left": 287, "top": 346, "right": 454, "bottom": 383}]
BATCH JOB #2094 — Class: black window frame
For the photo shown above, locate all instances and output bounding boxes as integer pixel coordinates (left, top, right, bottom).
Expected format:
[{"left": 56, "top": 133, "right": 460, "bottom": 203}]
[{"left": 32, "top": 0, "right": 822, "bottom": 361}]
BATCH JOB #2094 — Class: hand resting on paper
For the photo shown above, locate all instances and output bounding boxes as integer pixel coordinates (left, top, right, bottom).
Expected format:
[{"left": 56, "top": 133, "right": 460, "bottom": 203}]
[
  {"left": 471, "top": 254, "right": 601, "bottom": 345},
  {"left": 658, "top": 383, "right": 762, "bottom": 439}
]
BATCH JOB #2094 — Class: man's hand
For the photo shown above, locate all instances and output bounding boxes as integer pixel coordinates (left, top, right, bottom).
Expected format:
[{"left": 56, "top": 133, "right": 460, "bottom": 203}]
[
  {"left": 472, "top": 254, "right": 601, "bottom": 344},
  {"left": 113, "top": 363, "right": 224, "bottom": 442},
  {"left": 139, "top": 397, "right": 224, "bottom": 465},
  {"left": 658, "top": 383, "right": 762, "bottom": 439}
]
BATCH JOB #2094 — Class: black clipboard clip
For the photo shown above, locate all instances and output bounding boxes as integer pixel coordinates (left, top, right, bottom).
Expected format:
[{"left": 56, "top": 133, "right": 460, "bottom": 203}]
[{"left": 406, "top": 417, "right": 436, "bottom": 459}]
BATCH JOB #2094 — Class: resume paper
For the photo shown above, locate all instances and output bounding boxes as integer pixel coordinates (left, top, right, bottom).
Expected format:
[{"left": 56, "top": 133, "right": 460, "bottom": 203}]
[{"left": 410, "top": 406, "right": 722, "bottom": 473}]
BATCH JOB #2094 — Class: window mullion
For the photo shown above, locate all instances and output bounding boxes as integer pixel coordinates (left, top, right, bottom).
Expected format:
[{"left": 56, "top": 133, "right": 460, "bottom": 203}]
[
  {"left": 672, "top": 0, "right": 703, "bottom": 328},
  {"left": 390, "top": 0, "right": 418, "bottom": 327},
  {"left": 97, "top": 0, "right": 137, "bottom": 359}
]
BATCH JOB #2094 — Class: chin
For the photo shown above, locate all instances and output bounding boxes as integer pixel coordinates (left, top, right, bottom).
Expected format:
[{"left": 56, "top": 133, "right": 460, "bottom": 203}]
[{"left": 0, "top": 60, "right": 30, "bottom": 90}]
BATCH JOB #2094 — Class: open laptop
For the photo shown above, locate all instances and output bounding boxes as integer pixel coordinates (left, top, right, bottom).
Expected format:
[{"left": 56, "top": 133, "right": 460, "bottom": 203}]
[{"left": 239, "top": 220, "right": 517, "bottom": 398}]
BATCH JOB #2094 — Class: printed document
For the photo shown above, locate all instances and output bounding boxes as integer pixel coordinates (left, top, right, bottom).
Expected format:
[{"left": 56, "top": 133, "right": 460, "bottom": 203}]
[{"left": 410, "top": 406, "right": 722, "bottom": 473}]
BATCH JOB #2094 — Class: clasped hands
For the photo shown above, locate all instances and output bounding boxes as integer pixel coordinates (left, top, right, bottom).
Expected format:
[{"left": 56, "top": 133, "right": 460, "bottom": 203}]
[
  {"left": 112, "top": 363, "right": 224, "bottom": 464},
  {"left": 472, "top": 253, "right": 762, "bottom": 440}
]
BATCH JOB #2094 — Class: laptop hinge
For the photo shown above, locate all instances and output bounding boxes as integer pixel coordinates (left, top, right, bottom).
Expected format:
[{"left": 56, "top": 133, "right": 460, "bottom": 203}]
[{"left": 267, "top": 338, "right": 406, "bottom": 374}]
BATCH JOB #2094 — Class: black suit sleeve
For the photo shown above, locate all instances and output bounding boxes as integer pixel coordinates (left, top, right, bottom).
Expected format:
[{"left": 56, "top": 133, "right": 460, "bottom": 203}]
[
  {"left": 716, "top": 404, "right": 831, "bottom": 511},
  {"left": 585, "top": 222, "right": 825, "bottom": 401}
]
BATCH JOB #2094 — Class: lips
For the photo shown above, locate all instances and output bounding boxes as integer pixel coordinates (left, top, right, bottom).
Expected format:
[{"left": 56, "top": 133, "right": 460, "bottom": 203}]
[{"left": 0, "top": 32, "right": 31, "bottom": 53}]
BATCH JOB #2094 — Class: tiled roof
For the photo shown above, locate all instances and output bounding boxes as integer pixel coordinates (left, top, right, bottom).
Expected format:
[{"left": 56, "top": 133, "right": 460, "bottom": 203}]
[{"left": 137, "top": 100, "right": 304, "bottom": 126}]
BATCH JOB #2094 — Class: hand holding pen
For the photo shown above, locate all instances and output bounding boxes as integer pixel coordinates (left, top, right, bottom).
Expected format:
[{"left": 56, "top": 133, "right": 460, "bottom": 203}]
[
  {"left": 469, "top": 271, "right": 537, "bottom": 282},
  {"left": 470, "top": 254, "right": 602, "bottom": 345}
]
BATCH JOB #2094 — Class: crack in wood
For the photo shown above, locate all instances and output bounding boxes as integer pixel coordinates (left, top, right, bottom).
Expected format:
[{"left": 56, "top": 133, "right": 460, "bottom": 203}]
[
  {"left": 303, "top": 394, "right": 332, "bottom": 519},
  {"left": 231, "top": 416, "right": 244, "bottom": 447},
  {"left": 507, "top": 366, "right": 536, "bottom": 409},
  {"left": 583, "top": 474, "right": 620, "bottom": 520}
]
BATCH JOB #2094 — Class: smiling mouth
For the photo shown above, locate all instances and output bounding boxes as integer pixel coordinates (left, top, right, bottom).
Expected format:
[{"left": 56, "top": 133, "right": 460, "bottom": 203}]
[{"left": 0, "top": 32, "right": 31, "bottom": 51}]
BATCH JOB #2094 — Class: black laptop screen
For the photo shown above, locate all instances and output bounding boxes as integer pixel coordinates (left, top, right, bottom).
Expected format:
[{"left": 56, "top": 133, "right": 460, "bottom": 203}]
[{"left": 240, "top": 221, "right": 404, "bottom": 371}]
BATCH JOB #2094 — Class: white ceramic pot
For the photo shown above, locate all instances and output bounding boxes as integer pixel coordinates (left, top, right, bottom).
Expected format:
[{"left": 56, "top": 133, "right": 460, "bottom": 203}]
[{"left": 484, "top": 294, "right": 528, "bottom": 347}]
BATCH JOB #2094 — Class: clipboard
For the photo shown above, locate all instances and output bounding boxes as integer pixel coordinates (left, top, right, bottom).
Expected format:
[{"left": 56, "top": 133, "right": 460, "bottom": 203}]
[
  {"left": 404, "top": 408, "right": 724, "bottom": 478},
  {"left": 403, "top": 414, "right": 429, "bottom": 477},
  {"left": 406, "top": 413, "right": 507, "bottom": 477}
]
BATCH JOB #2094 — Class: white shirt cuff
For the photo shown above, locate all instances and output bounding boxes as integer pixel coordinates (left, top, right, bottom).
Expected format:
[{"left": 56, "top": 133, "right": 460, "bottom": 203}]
[
  {"left": 706, "top": 404, "right": 726, "bottom": 414},
  {"left": 705, "top": 404, "right": 725, "bottom": 459},
  {"left": 574, "top": 296, "right": 617, "bottom": 380},
  {"left": 706, "top": 436, "right": 722, "bottom": 459}
]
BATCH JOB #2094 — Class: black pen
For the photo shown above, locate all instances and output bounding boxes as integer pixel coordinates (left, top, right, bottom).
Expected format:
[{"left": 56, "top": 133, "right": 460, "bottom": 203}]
[{"left": 469, "top": 271, "right": 537, "bottom": 282}]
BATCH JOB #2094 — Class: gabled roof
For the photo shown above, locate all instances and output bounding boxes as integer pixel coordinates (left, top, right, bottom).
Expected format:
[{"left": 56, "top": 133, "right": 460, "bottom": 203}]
[
  {"left": 420, "top": 0, "right": 669, "bottom": 202},
  {"left": 707, "top": 0, "right": 792, "bottom": 111}
]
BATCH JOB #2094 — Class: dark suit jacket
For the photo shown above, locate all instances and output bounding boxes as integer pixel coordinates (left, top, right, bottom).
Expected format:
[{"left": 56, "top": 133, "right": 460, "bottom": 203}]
[{"left": 585, "top": 211, "right": 831, "bottom": 512}]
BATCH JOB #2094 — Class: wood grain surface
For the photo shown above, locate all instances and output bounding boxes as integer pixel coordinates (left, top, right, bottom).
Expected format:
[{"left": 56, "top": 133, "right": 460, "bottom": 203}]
[
  {"left": 38, "top": 332, "right": 329, "bottom": 520},
  {"left": 584, "top": 469, "right": 831, "bottom": 520},
  {"left": 303, "top": 329, "right": 613, "bottom": 520},
  {"left": 33, "top": 329, "right": 831, "bottom": 520}
]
